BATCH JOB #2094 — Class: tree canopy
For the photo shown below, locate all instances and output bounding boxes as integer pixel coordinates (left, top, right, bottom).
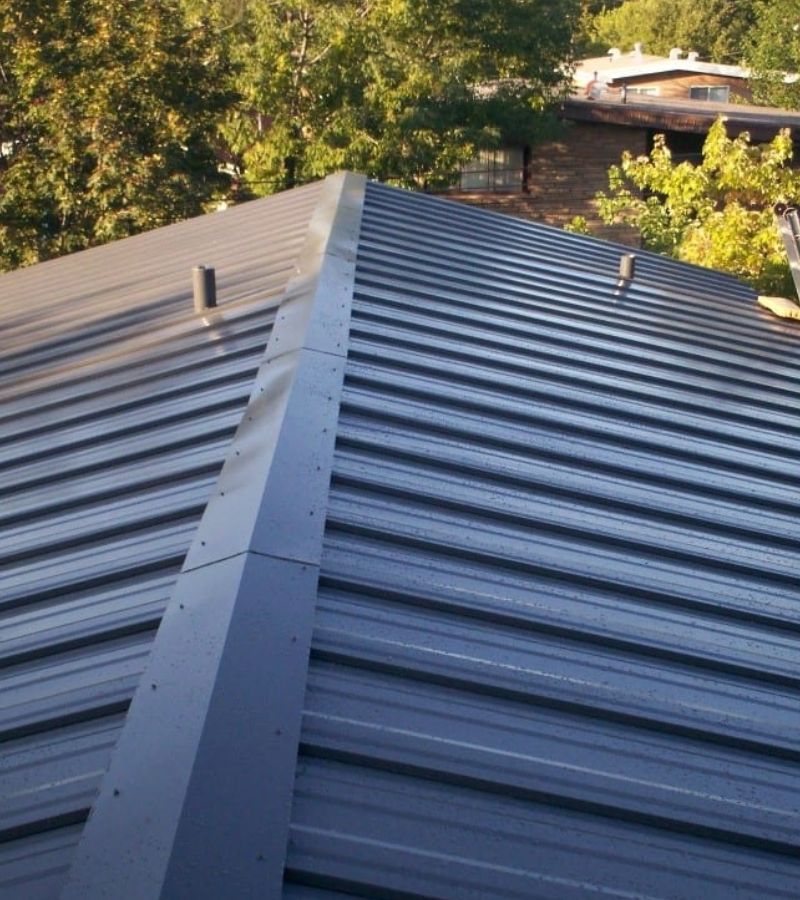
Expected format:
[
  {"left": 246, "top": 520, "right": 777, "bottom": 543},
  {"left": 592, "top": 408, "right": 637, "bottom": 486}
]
[
  {"left": 581, "top": 0, "right": 757, "bottom": 65},
  {"left": 222, "top": 0, "right": 579, "bottom": 194},
  {"left": 593, "top": 119, "right": 798, "bottom": 294},
  {"left": 0, "top": 0, "right": 580, "bottom": 270},
  {"left": 0, "top": 0, "right": 236, "bottom": 271},
  {"left": 746, "top": 0, "right": 800, "bottom": 109}
]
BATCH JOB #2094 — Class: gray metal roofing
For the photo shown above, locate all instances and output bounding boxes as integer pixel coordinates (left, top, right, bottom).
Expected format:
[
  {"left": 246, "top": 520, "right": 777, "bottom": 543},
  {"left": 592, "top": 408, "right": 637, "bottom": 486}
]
[
  {"left": 287, "top": 184, "right": 800, "bottom": 897},
  {"left": 0, "top": 180, "right": 322, "bottom": 899},
  {"left": 3, "top": 172, "right": 800, "bottom": 899}
]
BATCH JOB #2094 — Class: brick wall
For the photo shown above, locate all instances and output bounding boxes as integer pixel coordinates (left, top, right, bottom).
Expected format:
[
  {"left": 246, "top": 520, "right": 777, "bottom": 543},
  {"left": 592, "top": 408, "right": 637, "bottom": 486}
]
[{"left": 446, "top": 122, "right": 645, "bottom": 245}]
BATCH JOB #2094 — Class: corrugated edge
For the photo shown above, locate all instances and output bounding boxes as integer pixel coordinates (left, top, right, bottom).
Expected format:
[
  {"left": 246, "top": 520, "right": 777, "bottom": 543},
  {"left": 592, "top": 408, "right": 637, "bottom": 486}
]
[{"left": 58, "top": 171, "right": 367, "bottom": 900}]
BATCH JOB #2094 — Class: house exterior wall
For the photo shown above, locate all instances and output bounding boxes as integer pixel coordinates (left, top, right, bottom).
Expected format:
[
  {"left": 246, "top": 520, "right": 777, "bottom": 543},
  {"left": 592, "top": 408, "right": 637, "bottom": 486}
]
[
  {"left": 615, "top": 72, "right": 751, "bottom": 102},
  {"left": 446, "top": 122, "right": 645, "bottom": 245}
]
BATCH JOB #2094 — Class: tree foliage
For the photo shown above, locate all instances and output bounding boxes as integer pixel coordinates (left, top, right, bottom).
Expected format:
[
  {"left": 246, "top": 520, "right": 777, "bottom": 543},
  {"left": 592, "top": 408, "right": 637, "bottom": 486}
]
[
  {"left": 0, "top": 0, "right": 581, "bottom": 270},
  {"left": 221, "top": 0, "right": 579, "bottom": 194},
  {"left": 581, "top": 0, "right": 757, "bottom": 64},
  {"left": 746, "top": 0, "right": 800, "bottom": 109},
  {"left": 595, "top": 119, "right": 798, "bottom": 294},
  {"left": 0, "top": 0, "right": 237, "bottom": 271}
]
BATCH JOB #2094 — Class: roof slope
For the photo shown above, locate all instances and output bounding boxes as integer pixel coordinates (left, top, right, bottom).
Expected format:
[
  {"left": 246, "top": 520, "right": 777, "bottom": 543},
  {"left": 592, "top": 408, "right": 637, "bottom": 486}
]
[
  {"left": 290, "top": 185, "right": 800, "bottom": 896},
  {"left": 0, "top": 181, "right": 322, "bottom": 899},
  {"left": 3, "top": 174, "right": 800, "bottom": 899}
]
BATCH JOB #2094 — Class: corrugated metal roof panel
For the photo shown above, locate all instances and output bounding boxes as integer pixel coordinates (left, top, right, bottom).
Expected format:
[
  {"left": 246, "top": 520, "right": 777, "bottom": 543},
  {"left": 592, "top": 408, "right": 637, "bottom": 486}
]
[
  {"left": 288, "top": 182, "right": 800, "bottom": 896},
  {"left": 0, "top": 182, "right": 323, "bottom": 897},
  {"left": 8, "top": 174, "right": 800, "bottom": 898},
  {"left": 0, "top": 826, "right": 84, "bottom": 900}
]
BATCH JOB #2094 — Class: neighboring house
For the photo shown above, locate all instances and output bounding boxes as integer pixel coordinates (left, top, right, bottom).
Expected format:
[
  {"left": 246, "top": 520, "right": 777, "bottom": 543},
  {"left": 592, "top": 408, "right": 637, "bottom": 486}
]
[
  {"left": 2, "top": 173, "right": 800, "bottom": 899},
  {"left": 447, "top": 95, "right": 800, "bottom": 242},
  {"left": 447, "top": 44, "right": 800, "bottom": 240},
  {"left": 574, "top": 44, "right": 754, "bottom": 103}
]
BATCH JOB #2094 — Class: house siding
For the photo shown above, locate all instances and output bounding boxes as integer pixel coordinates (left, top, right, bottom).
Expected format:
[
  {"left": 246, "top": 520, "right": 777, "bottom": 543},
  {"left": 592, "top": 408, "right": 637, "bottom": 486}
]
[{"left": 617, "top": 71, "right": 752, "bottom": 102}]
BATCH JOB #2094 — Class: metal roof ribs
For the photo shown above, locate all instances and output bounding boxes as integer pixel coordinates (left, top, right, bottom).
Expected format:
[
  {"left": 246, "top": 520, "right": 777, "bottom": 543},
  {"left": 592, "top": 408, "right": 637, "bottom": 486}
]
[{"left": 58, "top": 172, "right": 367, "bottom": 900}]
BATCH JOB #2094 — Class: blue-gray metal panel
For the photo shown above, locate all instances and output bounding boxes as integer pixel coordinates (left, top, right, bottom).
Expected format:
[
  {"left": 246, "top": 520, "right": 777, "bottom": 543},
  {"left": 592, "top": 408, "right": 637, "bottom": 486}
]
[
  {"left": 0, "top": 717, "right": 124, "bottom": 839},
  {"left": 289, "top": 181, "right": 800, "bottom": 898},
  {"left": 0, "top": 827, "right": 83, "bottom": 900},
  {"left": 302, "top": 659, "right": 800, "bottom": 846},
  {"left": 59, "top": 554, "right": 319, "bottom": 900},
  {"left": 0, "top": 635, "right": 153, "bottom": 745},
  {"left": 59, "top": 173, "right": 367, "bottom": 900},
  {"left": 337, "top": 386, "right": 800, "bottom": 536},
  {"left": 0, "top": 183, "right": 323, "bottom": 898},
  {"left": 350, "top": 278, "right": 800, "bottom": 394},
  {"left": 287, "top": 759, "right": 799, "bottom": 899},
  {"left": 1, "top": 407, "right": 245, "bottom": 496},
  {"left": 0, "top": 574, "right": 172, "bottom": 668}
]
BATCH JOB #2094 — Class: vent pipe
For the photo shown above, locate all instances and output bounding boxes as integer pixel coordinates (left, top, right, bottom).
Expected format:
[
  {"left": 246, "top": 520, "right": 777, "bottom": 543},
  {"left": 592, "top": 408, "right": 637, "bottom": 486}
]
[
  {"left": 619, "top": 254, "right": 636, "bottom": 281},
  {"left": 193, "top": 266, "right": 217, "bottom": 313}
]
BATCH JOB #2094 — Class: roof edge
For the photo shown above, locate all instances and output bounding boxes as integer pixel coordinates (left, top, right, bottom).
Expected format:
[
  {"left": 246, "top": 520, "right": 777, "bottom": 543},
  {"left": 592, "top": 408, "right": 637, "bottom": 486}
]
[
  {"left": 563, "top": 97, "right": 800, "bottom": 141},
  {"left": 59, "top": 171, "right": 367, "bottom": 900}
]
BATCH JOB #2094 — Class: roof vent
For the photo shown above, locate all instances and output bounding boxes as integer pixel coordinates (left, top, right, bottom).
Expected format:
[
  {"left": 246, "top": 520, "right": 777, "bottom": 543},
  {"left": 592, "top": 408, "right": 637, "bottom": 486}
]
[
  {"left": 619, "top": 254, "right": 636, "bottom": 281},
  {"left": 633, "top": 42, "right": 644, "bottom": 59},
  {"left": 608, "top": 47, "right": 622, "bottom": 60},
  {"left": 669, "top": 48, "right": 683, "bottom": 60},
  {"left": 687, "top": 51, "right": 700, "bottom": 62},
  {"left": 193, "top": 265, "right": 217, "bottom": 313}
]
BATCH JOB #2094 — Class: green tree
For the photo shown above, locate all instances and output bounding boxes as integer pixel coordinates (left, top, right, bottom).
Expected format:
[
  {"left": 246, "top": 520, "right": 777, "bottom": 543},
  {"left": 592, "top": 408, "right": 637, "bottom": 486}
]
[
  {"left": 220, "top": 0, "right": 579, "bottom": 194},
  {"left": 582, "top": 0, "right": 757, "bottom": 64},
  {"left": 0, "top": 0, "right": 237, "bottom": 271},
  {"left": 746, "top": 0, "right": 800, "bottom": 109},
  {"left": 595, "top": 118, "right": 798, "bottom": 294}
]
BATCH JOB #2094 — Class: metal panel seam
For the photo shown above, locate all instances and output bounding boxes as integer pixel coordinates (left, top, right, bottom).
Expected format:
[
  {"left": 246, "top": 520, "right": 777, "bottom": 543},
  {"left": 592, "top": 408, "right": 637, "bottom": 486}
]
[{"left": 57, "top": 171, "right": 367, "bottom": 900}]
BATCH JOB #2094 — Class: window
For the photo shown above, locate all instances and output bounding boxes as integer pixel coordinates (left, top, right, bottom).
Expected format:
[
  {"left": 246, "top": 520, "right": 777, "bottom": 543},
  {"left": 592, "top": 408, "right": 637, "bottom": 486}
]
[
  {"left": 689, "top": 85, "right": 730, "bottom": 102},
  {"left": 627, "top": 87, "right": 659, "bottom": 96},
  {"left": 457, "top": 147, "right": 524, "bottom": 192}
]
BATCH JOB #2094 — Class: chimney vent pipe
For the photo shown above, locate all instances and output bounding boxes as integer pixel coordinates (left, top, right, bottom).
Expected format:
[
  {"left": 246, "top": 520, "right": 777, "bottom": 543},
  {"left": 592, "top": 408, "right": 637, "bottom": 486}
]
[
  {"left": 193, "top": 266, "right": 217, "bottom": 313},
  {"left": 619, "top": 254, "right": 636, "bottom": 281}
]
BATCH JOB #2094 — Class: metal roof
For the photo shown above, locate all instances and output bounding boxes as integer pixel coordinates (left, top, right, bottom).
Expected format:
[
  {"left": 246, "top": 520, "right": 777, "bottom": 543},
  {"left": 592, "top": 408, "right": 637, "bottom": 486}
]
[
  {"left": 3, "top": 173, "right": 800, "bottom": 899},
  {"left": 294, "top": 185, "right": 800, "bottom": 897},
  {"left": 0, "top": 181, "right": 322, "bottom": 899}
]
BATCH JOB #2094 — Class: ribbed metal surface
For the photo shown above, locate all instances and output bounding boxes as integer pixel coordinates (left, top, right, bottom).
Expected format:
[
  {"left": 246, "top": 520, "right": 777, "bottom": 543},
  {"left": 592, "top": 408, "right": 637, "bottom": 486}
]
[
  {"left": 288, "top": 184, "right": 800, "bottom": 897},
  {"left": 0, "top": 182, "right": 322, "bottom": 898}
]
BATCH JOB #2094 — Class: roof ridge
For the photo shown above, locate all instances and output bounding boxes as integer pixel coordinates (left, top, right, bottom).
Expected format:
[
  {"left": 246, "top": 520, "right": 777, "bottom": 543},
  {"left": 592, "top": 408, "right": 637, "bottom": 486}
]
[{"left": 58, "top": 172, "right": 367, "bottom": 900}]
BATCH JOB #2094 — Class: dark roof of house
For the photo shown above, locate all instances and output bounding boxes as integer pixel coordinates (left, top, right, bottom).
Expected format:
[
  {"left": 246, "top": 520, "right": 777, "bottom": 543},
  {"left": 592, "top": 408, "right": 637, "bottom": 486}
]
[
  {"left": 2, "top": 173, "right": 800, "bottom": 899},
  {"left": 565, "top": 94, "right": 800, "bottom": 142}
]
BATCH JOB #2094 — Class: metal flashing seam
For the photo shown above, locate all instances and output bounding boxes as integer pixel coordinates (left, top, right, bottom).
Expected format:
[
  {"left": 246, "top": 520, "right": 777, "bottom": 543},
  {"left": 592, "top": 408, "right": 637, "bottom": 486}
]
[{"left": 59, "top": 172, "right": 367, "bottom": 900}]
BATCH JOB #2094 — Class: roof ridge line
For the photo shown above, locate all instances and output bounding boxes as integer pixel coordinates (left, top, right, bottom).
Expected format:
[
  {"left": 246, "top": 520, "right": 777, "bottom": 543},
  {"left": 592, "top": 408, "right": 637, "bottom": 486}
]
[{"left": 59, "top": 171, "right": 367, "bottom": 900}]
